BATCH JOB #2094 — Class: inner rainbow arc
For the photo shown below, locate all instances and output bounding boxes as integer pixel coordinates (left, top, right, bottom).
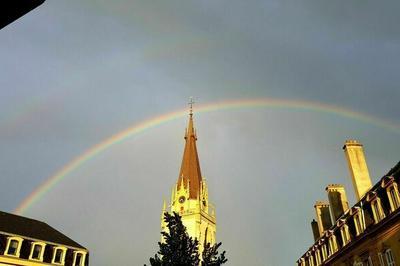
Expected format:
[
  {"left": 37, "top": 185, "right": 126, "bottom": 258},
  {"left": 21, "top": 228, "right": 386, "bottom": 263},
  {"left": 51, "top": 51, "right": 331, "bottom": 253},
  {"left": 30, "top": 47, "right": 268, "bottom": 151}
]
[{"left": 14, "top": 98, "right": 400, "bottom": 215}]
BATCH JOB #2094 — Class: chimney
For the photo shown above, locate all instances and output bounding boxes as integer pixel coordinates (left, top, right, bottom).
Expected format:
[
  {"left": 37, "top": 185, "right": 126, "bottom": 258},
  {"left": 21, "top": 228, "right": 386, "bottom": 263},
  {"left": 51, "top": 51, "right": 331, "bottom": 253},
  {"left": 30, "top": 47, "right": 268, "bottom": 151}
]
[
  {"left": 311, "top": 219, "right": 320, "bottom": 242},
  {"left": 343, "top": 140, "right": 372, "bottom": 200},
  {"left": 326, "top": 184, "right": 349, "bottom": 222},
  {"left": 314, "top": 201, "right": 333, "bottom": 235}
]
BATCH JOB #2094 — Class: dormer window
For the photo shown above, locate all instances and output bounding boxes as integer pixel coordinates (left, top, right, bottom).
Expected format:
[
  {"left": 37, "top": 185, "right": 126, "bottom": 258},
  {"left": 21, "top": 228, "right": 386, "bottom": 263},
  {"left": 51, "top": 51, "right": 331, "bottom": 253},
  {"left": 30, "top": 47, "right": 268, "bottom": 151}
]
[
  {"left": 8, "top": 240, "right": 19, "bottom": 255},
  {"left": 387, "top": 184, "right": 400, "bottom": 212},
  {"left": 73, "top": 251, "right": 86, "bottom": 266},
  {"left": 75, "top": 253, "right": 82, "bottom": 266},
  {"left": 353, "top": 211, "right": 365, "bottom": 236},
  {"left": 54, "top": 249, "right": 62, "bottom": 262},
  {"left": 308, "top": 254, "right": 314, "bottom": 266},
  {"left": 32, "top": 245, "right": 41, "bottom": 259},
  {"left": 29, "top": 242, "right": 46, "bottom": 261},
  {"left": 340, "top": 224, "right": 350, "bottom": 245},
  {"left": 52, "top": 246, "right": 67, "bottom": 265},
  {"left": 321, "top": 244, "right": 328, "bottom": 261},
  {"left": 328, "top": 235, "right": 338, "bottom": 256},
  {"left": 315, "top": 249, "right": 321, "bottom": 265},
  {"left": 371, "top": 198, "right": 385, "bottom": 223},
  {"left": 5, "top": 237, "right": 23, "bottom": 257}
]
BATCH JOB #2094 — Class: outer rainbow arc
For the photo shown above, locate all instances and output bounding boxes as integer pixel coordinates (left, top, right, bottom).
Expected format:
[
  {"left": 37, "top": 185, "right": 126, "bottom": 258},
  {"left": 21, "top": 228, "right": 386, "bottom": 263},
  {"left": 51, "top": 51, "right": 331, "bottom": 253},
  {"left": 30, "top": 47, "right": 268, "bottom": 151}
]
[{"left": 14, "top": 98, "right": 400, "bottom": 215}]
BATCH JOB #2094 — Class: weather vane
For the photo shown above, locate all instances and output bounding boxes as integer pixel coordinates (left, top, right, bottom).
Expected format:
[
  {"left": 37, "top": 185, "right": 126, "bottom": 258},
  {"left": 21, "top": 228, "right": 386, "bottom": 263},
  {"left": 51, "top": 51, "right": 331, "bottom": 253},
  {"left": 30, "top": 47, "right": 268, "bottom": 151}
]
[{"left": 188, "top": 96, "right": 195, "bottom": 115}]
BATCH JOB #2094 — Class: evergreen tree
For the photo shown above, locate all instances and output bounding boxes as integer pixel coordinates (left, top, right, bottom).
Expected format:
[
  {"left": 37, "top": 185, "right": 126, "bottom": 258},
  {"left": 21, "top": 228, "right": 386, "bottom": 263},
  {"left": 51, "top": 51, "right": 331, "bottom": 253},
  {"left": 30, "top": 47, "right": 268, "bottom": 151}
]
[
  {"left": 201, "top": 242, "right": 227, "bottom": 266},
  {"left": 147, "top": 212, "right": 200, "bottom": 266},
  {"left": 147, "top": 212, "right": 228, "bottom": 266}
]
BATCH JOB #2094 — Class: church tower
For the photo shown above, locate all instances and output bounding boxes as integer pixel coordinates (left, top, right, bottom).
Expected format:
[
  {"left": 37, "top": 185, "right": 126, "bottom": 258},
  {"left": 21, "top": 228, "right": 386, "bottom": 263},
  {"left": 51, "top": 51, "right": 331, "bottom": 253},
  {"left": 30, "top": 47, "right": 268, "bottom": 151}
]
[{"left": 161, "top": 101, "right": 216, "bottom": 252}]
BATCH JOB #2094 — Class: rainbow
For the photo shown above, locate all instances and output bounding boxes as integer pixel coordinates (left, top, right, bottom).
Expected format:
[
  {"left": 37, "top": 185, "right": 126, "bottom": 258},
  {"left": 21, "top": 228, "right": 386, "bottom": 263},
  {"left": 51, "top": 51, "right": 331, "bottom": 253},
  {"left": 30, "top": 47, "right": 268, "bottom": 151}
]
[{"left": 14, "top": 98, "right": 400, "bottom": 214}]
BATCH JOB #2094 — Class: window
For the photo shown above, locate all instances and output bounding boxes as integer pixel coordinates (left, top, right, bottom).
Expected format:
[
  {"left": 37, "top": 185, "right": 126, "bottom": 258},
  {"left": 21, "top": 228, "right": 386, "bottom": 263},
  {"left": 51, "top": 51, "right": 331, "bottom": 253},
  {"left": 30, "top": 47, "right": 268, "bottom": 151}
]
[
  {"left": 52, "top": 247, "right": 67, "bottom": 265},
  {"left": 308, "top": 255, "right": 314, "bottom": 266},
  {"left": 29, "top": 242, "right": 46, "bottom": 261},
  {"left": 5, "top": 237, "right": 23, "bottom": 257},
  {"left": 372, "top": 199, "right": 385, "bottom": 223},
  {"left": 315, "top": 249, "right": 321, "bottom": 266},
  {"left": 31, "top": 244, "right": 42, "bottom": 260},
  {"left": 328, "top": 235, "right": 338, "bottom": 256},
  {"left": 7, "top": 240, "right": 19, "bottom": 255},
  {"left": 340, "top": 224, "right": 350, "bottom": 245},
  {"left": 75, "top": 253, "right": 82, "bottom": 266},
  {"left": 388, "top": 185, "right": 400, "bottom": 212},
  {"left": 321, "top": 244, "right": 327, "bottom": 261},
  {"left": 367, "top": 256, "right": 374, "bottom": 266},
  {"left": 354, "top": 211, "right": 365, "bottom": 236},
  {"left": 54, "top": 249, "right": 63, "bottom": 263},
  {"left": 32, "top": 244, "right": 41, "bottom": 259},
  {"left": 378, "top": 253, "right": 385, "bottom": 266},
  {"left": 73, "top": 251, "right": 86, "bottom": 266},
  {"left": 386, "top": 249, "right": 395, "bottom": 266}
]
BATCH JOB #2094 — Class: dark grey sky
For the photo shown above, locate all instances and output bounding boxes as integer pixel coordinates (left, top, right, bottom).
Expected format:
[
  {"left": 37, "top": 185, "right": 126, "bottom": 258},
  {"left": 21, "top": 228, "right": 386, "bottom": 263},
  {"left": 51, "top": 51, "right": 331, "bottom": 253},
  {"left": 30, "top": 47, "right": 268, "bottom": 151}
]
[{"left": 0, "top": 1, "right": 399, "bottom": 265}]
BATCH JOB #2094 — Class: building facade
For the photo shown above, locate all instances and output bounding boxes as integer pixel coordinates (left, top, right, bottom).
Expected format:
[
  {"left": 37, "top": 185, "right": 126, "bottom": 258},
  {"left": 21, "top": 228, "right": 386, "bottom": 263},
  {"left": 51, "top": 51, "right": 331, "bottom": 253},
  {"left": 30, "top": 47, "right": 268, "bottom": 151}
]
[
  {"left": 161, "top": 108, "right": 216, "bottom": 253},
  {"left": 0, "top": 211, "right": 88, "bottom": 266},
  {"left": 297, "top": 140, "right": 400, "bottom": 266}
]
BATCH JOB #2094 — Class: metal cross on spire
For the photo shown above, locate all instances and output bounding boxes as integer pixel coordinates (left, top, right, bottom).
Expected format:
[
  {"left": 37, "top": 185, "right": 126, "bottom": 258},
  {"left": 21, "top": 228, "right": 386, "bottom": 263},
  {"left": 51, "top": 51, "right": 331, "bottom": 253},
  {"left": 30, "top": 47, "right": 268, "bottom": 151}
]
[{"left": 188, "top": 96, "right": 195, "bottom": 115}]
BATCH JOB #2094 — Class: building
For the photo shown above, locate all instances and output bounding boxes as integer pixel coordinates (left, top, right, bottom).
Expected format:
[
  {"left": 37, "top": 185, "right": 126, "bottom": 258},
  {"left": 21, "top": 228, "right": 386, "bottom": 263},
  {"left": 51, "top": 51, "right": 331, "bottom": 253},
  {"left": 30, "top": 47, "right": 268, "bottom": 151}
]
[
  {"left": 161, "top": 106, "right": 216, "bottom": 253},
  {"left": 297, "top": 140, "right": 400, "bottom": 266},
  {"left": 1, "top": 0, "right": 45, "bottom": 29},
  {"left": 0, "top": 211, "right": 88, "bottom": 266}
]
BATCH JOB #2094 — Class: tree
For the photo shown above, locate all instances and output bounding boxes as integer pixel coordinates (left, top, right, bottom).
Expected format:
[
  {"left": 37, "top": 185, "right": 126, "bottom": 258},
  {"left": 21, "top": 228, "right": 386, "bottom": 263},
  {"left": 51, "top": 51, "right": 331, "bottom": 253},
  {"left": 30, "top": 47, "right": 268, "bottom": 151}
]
[
  {"left": 147, "top": 212, "right": 227, "bottom": 266},
  {"left": 147, "top": 212, "right": 200, "bottom": 266},
  {"left": 201, "top": 242, "right": 227, "bottom": 266}
]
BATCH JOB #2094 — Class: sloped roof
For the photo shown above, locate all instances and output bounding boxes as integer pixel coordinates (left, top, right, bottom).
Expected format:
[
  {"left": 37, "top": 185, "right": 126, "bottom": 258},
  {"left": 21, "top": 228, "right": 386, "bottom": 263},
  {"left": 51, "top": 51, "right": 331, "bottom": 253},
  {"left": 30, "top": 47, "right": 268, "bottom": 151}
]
[
  {"left": 386, "top": 161, "right": 400, "bottom": 177},
  {"left": 177, "top": 113, "right": 203, "bottom": 199},
  {"left": 0, "top": 211, "right": 86, "bottom": 249}
]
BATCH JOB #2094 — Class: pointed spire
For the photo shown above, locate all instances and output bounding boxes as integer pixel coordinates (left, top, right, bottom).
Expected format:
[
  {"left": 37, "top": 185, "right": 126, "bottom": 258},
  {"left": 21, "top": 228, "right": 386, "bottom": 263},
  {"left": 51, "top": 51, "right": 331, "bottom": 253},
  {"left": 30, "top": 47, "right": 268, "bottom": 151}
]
[{"left": 177, "top": 98, "right": 202, "bottom": 199}]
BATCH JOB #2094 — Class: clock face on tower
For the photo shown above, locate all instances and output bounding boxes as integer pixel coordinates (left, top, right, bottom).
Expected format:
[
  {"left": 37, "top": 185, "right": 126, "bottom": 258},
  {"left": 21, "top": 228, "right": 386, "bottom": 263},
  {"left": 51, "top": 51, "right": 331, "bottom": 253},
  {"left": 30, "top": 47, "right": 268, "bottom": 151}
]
[{"left": 179, "top": 196, "right": 185, "bottom": 204}]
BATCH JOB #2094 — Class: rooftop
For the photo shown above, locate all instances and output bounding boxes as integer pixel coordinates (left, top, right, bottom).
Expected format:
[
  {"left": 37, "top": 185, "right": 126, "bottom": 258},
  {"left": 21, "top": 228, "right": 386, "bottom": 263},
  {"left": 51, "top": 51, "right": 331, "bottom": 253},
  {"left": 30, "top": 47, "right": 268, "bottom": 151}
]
[{"left": 0, "top": 211, "right": 86, "bottom": 249}]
